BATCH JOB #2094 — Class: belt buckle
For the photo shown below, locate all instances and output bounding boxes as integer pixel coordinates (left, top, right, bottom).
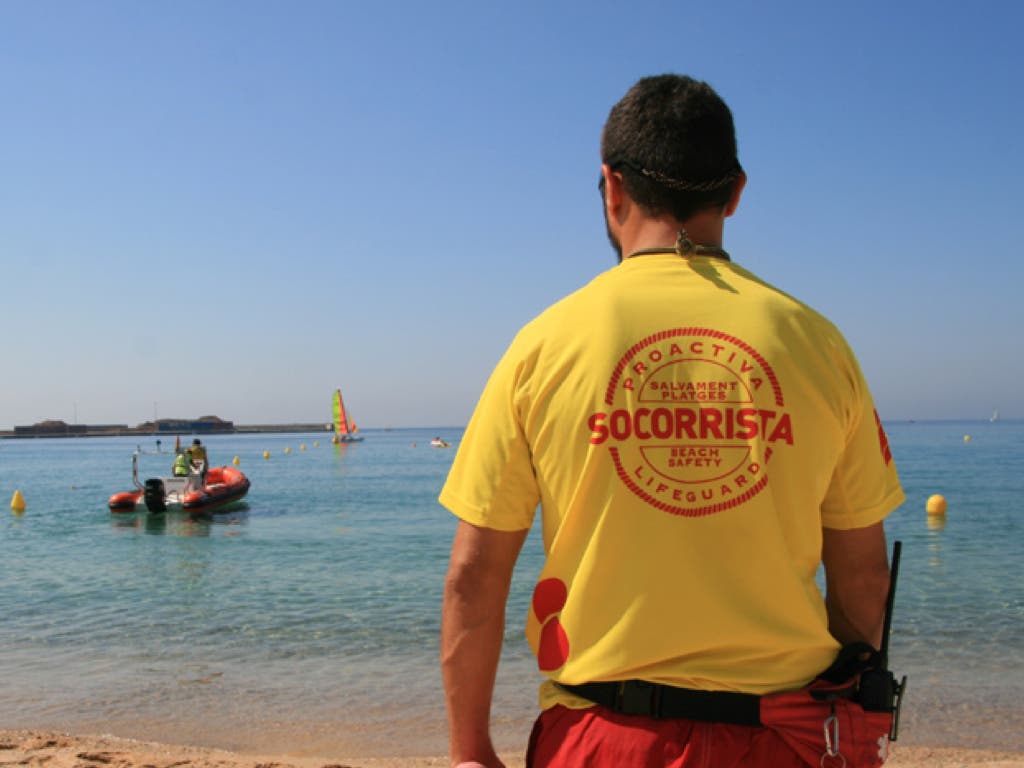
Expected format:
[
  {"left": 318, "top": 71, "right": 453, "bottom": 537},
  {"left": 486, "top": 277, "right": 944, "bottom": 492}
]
[{"left": 618, "top": 680, "right": 658, "bottom": 717}]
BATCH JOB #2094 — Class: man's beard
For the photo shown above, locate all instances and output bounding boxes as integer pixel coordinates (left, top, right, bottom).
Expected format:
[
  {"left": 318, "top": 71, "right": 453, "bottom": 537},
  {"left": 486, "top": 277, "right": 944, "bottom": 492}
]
[{"left": 603, "top": 204, "right": 623, "bottom": 263}]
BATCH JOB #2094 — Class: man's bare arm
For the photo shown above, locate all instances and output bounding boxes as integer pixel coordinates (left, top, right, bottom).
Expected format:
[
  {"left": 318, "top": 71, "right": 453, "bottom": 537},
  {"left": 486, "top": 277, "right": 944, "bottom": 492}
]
[
  {"left": 441, "top": 520, "right": 528, "bottom": 768},
  {"left": 822, "top": 521, "right": 891, "bottom": 648}
]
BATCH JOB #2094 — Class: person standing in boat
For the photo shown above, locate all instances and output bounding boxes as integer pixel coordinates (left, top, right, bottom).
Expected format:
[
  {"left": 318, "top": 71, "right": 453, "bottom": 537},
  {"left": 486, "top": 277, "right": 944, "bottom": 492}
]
[
  {"left": 172, "top": 448, "right": 190, "bottom": 477},
  {"left": 439, "top": 74, "right": 904, "bottom": 768},
  {"left": 189, "top": 438, "right": 208, "bottom": 485}
]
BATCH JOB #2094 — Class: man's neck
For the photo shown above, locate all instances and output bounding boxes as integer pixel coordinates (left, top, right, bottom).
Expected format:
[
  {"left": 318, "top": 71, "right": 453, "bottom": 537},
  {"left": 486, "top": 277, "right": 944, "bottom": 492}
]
[{"left": 619, "top": 210, "right": 725, "bottom": 257}]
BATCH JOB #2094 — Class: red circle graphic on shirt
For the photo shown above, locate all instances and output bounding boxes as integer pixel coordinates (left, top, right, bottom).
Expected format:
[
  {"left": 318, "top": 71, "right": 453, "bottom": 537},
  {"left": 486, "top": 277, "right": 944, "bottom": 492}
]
[
  {"left": 587, "top": 328, "right": 792, "bottom": 517},
  {"left": 532, "top": 577, "right": 568, "bottom": 622},
  {"left": 537, "top": 618, "right": 570, "bottom": 671}
]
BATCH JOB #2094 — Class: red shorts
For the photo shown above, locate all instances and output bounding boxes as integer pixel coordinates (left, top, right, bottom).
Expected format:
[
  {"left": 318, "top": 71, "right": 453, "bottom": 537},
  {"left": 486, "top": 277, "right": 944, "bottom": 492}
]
[
  {"left": 526, "top": 705, "right": 807, "bottom": 768},
  {"left": 527, "top": 682, "right": 892, "bottom": 768}
]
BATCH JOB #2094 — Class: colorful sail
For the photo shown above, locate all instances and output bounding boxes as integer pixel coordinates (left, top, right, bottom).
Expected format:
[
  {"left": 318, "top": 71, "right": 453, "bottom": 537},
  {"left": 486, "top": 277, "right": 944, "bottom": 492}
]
[
  {"left": 333, "top": 389, "right": 350, "bottom": 437},
  {"left": 332, "top": 388, "right": 363, "bottom": 442}
]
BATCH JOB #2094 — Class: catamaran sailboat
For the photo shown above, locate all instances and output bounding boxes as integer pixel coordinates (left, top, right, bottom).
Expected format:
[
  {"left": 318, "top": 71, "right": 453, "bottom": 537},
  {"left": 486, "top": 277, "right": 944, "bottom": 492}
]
[{"left": 332, "top": 388, "right": 364, "bottom": 443}]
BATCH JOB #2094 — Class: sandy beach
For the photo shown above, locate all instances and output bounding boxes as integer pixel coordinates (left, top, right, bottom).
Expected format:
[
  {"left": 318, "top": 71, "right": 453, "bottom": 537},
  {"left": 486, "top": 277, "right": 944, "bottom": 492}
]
[{"left": 2, "top": 729, "right": 1023, "bottom": 768}]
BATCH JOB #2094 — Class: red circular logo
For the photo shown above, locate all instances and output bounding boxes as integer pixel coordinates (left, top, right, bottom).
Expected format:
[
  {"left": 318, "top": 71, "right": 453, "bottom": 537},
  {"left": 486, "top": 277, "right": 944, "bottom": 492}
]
[{"left": 587, "top": 328, "right": 792, "bottom": 517}]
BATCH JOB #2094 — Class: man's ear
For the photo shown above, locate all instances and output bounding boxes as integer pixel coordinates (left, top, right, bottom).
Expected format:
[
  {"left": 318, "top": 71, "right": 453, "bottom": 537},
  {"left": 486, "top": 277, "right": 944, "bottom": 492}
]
[
  {"left": 601, "top": 164, "right": 625, "bottom": 216},
  {"left": 724, "top": 171, "right": 746, "bottom": 218}
]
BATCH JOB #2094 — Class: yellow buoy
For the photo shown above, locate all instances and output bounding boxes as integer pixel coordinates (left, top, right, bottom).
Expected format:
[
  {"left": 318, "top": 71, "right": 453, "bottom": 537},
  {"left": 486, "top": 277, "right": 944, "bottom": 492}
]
[
  {"left": 284, "top": 446, "right": 292, "bottom": 455},
  {"left": 263, "top": 450, "right": 270, "bottom": 460},
  {"left": 926, "top": 494, "right": 947, "bottom": 516},
  {"left": 232, "top": 456, "right": 240, "bottom": 466},
  {"left": 11, "top": 490, "right": 26, "bottom": 513},
  {"left": 300, "top": 444, "right": 306, "bottom": 451},
  {"left": 313, "top": 441, "right": 319, "bottom": 448},
  {"left": 964, "top": 435, "right": 971, "bottom": 443}
]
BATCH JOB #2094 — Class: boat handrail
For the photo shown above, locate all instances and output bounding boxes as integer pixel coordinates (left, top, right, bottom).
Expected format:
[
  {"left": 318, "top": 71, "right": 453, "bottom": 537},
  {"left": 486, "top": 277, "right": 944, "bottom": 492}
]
[{"left": 131, "top": 452, "right": 142, "bottom": 490}]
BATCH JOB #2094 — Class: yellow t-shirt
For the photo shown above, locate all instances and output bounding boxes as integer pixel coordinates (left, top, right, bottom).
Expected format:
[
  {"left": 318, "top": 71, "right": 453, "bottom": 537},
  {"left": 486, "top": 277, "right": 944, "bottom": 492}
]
[{"left": 439, "top": 253, "right": 904, "bottom": 708}]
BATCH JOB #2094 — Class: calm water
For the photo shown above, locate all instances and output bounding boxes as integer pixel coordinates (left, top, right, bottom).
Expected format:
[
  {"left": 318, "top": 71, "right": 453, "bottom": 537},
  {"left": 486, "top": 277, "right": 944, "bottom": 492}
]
[{"left": 0, "top": 422, "right": 1021, "bottom": 756}]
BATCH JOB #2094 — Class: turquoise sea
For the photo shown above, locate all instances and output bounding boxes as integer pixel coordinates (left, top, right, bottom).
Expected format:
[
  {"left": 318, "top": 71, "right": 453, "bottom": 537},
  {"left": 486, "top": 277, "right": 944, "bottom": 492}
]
[{"left": 1, "top": 422, "right": 1022, "bottom": 757}]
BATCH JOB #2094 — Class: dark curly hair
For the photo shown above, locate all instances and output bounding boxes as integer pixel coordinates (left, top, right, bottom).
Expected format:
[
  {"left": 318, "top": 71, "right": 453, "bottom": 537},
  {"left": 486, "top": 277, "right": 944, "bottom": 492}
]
[{"left": 601, "top": 74, "right": 743, "bottom": 221}]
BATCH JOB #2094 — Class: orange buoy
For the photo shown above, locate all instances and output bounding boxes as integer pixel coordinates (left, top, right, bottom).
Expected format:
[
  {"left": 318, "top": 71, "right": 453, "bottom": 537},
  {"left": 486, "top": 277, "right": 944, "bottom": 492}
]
[{"left": 926, "top": 494, "right": 947, "bottom": 516}]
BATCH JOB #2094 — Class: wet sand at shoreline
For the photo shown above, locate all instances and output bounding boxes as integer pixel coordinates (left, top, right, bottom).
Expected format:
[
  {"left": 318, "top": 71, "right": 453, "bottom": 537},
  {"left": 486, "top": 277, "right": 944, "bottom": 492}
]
[{"left": 2, "top": 729, "right": 1023, "bottom": 768}]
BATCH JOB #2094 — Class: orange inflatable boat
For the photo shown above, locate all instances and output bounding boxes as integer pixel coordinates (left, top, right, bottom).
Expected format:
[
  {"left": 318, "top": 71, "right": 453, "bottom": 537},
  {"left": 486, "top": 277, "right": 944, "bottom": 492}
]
[{"left": 108, "top": 454, "right": 250, "bottom": 514}]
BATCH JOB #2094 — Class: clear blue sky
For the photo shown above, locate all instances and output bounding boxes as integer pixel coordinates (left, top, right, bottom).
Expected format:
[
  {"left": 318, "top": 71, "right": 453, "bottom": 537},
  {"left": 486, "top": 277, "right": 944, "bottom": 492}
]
[{"left": 2, "top": 1, "right": 1021, "bottom": 429}]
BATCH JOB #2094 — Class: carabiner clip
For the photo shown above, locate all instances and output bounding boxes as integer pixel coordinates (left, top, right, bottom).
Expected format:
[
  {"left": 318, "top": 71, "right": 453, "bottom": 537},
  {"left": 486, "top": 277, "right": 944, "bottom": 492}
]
[{"left": 820, "top": 712, "right": 847, "bottom": 768}]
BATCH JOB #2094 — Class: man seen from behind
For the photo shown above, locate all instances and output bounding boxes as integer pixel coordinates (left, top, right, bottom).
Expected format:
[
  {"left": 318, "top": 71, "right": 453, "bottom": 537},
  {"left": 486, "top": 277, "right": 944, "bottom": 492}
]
[{"left": 440, "top": 73, "right": 904, "bottom": 768}]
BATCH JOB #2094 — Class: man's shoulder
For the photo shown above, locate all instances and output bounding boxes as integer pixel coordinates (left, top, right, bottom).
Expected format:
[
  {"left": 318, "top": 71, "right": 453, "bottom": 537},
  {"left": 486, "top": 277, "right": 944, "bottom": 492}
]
[
  {"left": 732, "top": 262, "right": 847, "bottom": 334},
  {"left": 517, "top": 270, "right": 612, "bottom": 333}
]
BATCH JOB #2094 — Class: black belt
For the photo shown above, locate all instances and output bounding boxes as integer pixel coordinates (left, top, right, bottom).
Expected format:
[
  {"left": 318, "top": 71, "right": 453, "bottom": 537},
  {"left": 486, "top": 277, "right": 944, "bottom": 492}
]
[{"left": 558, "top": 680, "right": 762, "bottom": 726}]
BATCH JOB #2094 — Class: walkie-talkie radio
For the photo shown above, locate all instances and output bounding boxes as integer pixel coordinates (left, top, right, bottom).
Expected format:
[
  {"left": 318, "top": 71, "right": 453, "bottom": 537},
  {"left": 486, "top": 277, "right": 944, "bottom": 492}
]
[{"left": 856, "top": 540, "right": 908, "bottom": 740}]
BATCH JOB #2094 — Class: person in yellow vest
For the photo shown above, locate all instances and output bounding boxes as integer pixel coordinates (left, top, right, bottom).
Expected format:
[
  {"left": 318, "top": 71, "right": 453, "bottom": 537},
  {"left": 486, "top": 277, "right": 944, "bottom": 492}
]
[
  {"left": 172, "top": 449, "right": 190, "bottom": 477},
  {"left": 439, "top": 74, "right": 903, "bottom": 768},
  {"left": 189, "top": 438, "right": 208, "bottom": 485}
]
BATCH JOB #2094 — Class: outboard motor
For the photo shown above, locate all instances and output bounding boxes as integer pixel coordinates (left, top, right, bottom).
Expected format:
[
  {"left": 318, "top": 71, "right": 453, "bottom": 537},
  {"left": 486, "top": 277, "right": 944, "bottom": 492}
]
[{"left": 143, "top": 478, "right": 167, "bottom": 513}]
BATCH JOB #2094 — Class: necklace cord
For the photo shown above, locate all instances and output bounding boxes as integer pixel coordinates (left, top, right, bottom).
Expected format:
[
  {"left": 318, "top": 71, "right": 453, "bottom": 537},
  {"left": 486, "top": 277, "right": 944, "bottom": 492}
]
[{"left": 624, "top": 230, "right": 730, "bottom": 261}]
